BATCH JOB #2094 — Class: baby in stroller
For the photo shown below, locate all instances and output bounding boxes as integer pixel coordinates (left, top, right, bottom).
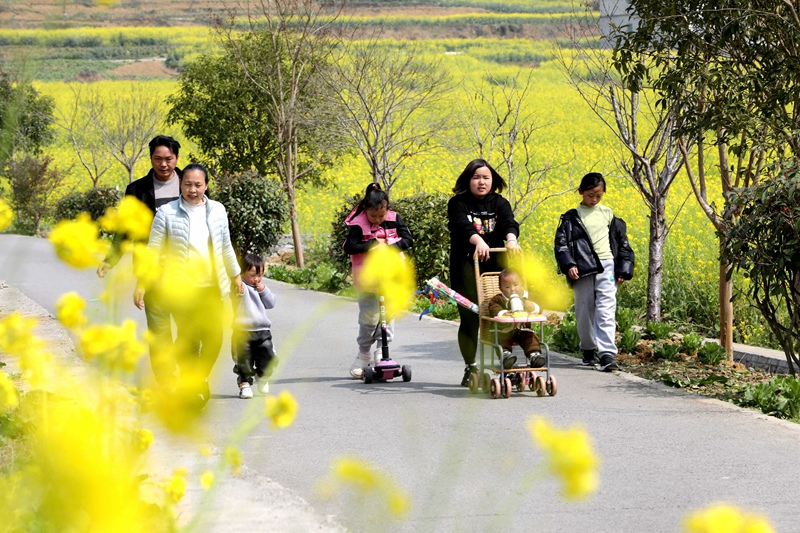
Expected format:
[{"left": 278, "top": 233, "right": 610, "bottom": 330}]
[{"left": 486, "top": 268, "right": 546, "bottom": 368}]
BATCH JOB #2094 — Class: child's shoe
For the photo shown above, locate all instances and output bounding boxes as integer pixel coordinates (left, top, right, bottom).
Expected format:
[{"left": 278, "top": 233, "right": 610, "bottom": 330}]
[
  {"left": 350, "top": 351, "right": 371, "bottom": 379},
  {"left": 238, "top": 382, "right": 254, "bottom": 399},
  {"left": 461, "top": 364, "right": 478, "bottom": 387},
  {"left": 599, "top": 355, "right": 620, "bottom": 372},
  {"left": 582, "top": 349, "right": 598, "bottom": 366},
  {"left": 528, "top": 352, "right": 546, "bottom": 368},
  {"left": 501, "top": 350, "right": 517, "bottom": 369}
]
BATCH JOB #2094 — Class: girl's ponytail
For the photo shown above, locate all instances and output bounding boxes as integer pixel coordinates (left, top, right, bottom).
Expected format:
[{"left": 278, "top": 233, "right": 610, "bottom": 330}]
[{"left": 359, "top": 182, "right": 389, "bottom": 212}]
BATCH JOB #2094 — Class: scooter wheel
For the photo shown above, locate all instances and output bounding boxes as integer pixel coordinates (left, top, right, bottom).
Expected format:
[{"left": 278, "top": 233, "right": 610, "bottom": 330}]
[
  {"left": 401, "top": 365, "right": 412, "bottom": 382},
  {"left": 363, "top": 366, "right": 374, "bottom": 384}
]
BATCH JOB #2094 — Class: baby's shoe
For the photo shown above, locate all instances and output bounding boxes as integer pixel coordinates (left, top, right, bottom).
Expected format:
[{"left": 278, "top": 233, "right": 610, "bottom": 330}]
[
  {"left": 528, "top": 352, "right": 546, "bottom": 368},
  {"left": 238, "top": 382, "right": 253, "bottom": 399},
  {"left": 350, "top": 351, "right": 371, "bottom": 379},
  {"left": 501, "top": 350, "right": 517, "bottom": 369}
]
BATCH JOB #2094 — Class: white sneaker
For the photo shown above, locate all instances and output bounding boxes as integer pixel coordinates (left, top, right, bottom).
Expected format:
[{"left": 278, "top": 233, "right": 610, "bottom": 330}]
[
  {"left": 238, "top": 383, "right": 254, "bottom": 399},
  {"left": 350, "top": 351, "right": 371, "bottom": 379},
  {"left": 257, "top": 377, "right": 269, "bottom": 394}
]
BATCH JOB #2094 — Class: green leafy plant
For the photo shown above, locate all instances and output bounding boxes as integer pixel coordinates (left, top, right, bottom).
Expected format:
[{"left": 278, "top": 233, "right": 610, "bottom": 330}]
[
  {"left": 697, "top": 342, "right": 727, "bottom": 365},
  {"left": 266, "top": 263, "right": 348, "bottom": 294},
  {"left": 551, "top": 312, "right": 580, "bottom": 353},
  {"left": 652, "top": 341, "right": 682, "bottom": 362},
  {"left": 618, "top": 329, "right": 642, "bottom": 354},
  {"left": 643, "top": 321, "right": 673, "bottom": 341},
  {"left": 680, "top": 332, "right": 704, "bottom": 356},
  {"left": 740, "top": 376, "right": 800, "bottom": 420},
  {"left": 54, "top": 187, "right": 122, "bottom": 228},
  {"left": 411, "top": 296, "right": 459, "bottom": 321},
  {"left": 616, "top": 306, "right": 639, "bottom": 333}
]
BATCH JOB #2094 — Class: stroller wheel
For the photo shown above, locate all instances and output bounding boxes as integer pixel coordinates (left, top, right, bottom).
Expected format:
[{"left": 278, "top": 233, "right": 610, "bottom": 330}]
[
  {"left": 482, "top": 373, "right": 492, "bottom": 393},
  {"left": 503, "top": 377, "right": 512, "bottom": 398},
  {"left": 535, "top": 376, "right": 547, "bottom": 397},
  {"left": 528, "top": 371, "right": 538, "bottom": 391},
  {"left": 490, "top": 378, "right": 502, "bottom": 399},
  {"left": 467, "top": 372, "right": 479, "bottom": 394},
  {"left": 547, "top": 375, "right": 558, "bottom": 396}
]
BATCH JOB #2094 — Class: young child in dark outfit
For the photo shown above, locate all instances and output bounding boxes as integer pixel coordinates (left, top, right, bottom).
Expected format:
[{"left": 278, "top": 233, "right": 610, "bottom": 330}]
[
  {"left": 487, "top": 268, "right": 545, "bottom": 368},
  {"left": 232, "top": 253, "right": 277, "bottom": 398}
]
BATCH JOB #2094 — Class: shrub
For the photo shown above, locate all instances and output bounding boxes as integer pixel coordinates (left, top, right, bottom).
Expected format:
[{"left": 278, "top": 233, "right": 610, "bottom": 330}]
[
  {"left": 327, "top": 190, "right": 451, "bottom": 288},
  {"left": 266, "top": 263, "right": 348, "bottom": 294},
  {"left": 551, "top": 311, "right": 580, "bottom": 353},
  {"left": 616, "top": 306, "right": 639, "bottom": 333},
  {"left": 697, "top": 342, "right": 727, "bottom": 365},
  {"left": 54, "top": 187, "right": 123, "bottom": 223},
  {"left": 740, "top": 376, "right": 800, "bottom": 420},
  {"left": 643, "top": 321, "right": 673, "bottom": 341},
  {"left": 618, "top": 329, "right": 642, "bottom": 354},
  {"left": 680, "top": 332, "right": 704, "bottom": 356},
  {"left": 212, "top": 170, "right": 289, "bottom": 259}
]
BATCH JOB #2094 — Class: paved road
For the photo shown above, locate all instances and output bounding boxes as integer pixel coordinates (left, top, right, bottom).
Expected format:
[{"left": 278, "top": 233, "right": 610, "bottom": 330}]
[{"left": 1, "top": 234, "right": 798, "bottom": 532}]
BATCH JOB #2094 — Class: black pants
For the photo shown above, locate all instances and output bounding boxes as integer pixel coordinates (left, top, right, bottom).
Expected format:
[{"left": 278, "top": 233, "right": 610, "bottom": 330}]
[{"left": 232, "top": 329, "right": 275, "bottom": 385}]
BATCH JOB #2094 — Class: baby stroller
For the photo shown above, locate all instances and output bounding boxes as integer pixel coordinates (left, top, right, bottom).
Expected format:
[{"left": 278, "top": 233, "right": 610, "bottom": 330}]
[{"left": 467, "top": 248, "right": 558, "bottom": 399}]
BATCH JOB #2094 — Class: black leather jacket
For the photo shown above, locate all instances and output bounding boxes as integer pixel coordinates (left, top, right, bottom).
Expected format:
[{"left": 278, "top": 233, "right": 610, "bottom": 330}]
[{"left": 554, "top": 208, "right": 635, "bottom": 283}]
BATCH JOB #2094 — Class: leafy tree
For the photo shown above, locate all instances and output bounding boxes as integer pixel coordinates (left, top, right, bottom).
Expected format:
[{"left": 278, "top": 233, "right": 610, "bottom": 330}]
[
  {"left": 609, "top": 0, "right": 800, "bottom": 354},
  {"left": 211, "top": 170, "right": 289, "bottom": 259},
  {"left": 8, "top": 156, "right": 65, "bottom": 234},
  {"left": 213, "top": 0, "right": 347, "bottom": 268},
  {"left": 166, "top": 50, "right": 278, "bottom": 176},
  {"left": 55, "top": 187, "right": 123, "bottom": 223},
  {"left": 721, "top": 162, "right": 800, "bottom": 376},
  {"left": 327, "top": 38, "right": 453, "bottom": 194},
  {"left": 0, "top": 68, "right": 54, "bottom": 164}
]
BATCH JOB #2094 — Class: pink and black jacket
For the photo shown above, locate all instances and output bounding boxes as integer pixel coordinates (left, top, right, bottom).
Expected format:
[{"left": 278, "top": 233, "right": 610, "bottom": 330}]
[{"left": 342, "top": 206, "right": 413, "bottom": 286}]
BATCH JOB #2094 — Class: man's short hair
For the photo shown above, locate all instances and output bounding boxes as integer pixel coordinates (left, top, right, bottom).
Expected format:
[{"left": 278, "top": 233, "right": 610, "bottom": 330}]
[{"left": 149, "top": 135, "right": 181, "bottom": 157}]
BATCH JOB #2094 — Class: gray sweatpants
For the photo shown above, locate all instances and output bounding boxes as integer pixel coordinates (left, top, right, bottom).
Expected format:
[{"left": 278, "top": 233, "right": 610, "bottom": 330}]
[
  {"left": 356, "top": 291, "right": 394, "bottom": 354},
  {"left": 573, "top": 258, "right": 618, "bottom": 358}
]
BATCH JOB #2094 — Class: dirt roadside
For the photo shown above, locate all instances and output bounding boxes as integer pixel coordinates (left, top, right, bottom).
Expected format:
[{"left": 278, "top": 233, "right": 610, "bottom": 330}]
[{"left": 0, "top": 280, "right": 344, "bottom": 533}]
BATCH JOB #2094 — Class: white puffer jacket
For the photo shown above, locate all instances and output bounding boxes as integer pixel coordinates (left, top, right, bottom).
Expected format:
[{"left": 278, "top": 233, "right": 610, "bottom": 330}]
[{"left": 148, "top": 195, "right": 241, "bottom": 297}]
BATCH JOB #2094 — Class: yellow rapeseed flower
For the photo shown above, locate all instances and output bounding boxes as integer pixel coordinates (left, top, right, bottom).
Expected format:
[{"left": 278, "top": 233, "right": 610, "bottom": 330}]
[
  {"left": 55, "top": 291, "right": 88, "bottom": 330},
  {"left": 358, "top": 245, "right": 416, "bottom": 319},
  {"left": 0, "top": 197, "right": 12, "bottom": 230},
  {"left": 201, "top": 471, "right": 215, "bottom": 491},
  {"left": 0, "top": 371, "right": 19, "bottom": 413},
  {"left": 528, "top": 416, "right": 599, "bottom": 499},
  {"left": 521, "top": 252, "right": 572, "bottom": 312},
  {"left": 134, "top": 428, "right": 154, "bottom": 452},
  {"left": 684, "top": 503, "right": 775, "bottom": 533},
  {"left": 166, "top": 471, "right": 187, "bottom": 504},
  {"left": 49, "top": 213, "right": 108, "bottom": 269},
  {"left": 265, "top": 390, "right": 298, "bottom": 429},
  {"left": 225, "top": 446, "right": 243, "bottom": 476},
  {"left": 0, "top": 312, "right": 50, "bottom": 388},
  {"left": 99, "top": 196, "right": 153, "bottom": 242},
  {"left": 319, "top": 456, "right": 410, "bottom": 519},
  {"left": 131, "top": 243, "right": 161, "bottom": 289},
  {"left": 79, "top": 320, "right": 147, "bottom": 374}
]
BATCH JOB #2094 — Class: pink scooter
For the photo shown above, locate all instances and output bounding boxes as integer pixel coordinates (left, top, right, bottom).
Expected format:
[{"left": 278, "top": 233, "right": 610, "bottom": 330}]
[{"left": 362, "top": 295, "right": 412, "bottom": 384}]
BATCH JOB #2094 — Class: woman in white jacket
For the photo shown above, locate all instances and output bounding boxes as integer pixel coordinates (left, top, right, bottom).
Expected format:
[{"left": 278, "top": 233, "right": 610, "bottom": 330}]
[{"left": 136, "top": 163, "right": 243, "bottom": 406}]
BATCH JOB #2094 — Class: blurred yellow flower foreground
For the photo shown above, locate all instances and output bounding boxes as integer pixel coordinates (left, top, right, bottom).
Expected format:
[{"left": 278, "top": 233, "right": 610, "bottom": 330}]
[
  {"left": 358, "top": 244, "right": 416, "bottom": 319},
  {"left": 685, "top": 503, "right": 775, "bottom": 533},
  {"left": 528, "top": 416, "right": 599, "bottom": 499}
]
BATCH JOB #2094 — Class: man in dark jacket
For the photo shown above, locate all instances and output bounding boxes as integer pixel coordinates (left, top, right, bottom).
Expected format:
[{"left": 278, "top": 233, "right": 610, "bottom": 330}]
[{"left": 96, "top": 135, "right": 182, "bottom": 385}]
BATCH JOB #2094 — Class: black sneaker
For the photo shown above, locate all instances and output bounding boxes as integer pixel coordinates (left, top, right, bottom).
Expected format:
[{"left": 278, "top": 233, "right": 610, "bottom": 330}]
[
  {"left": 582, "top": 349, "right": 598, "bottom": 366},
  {"left": 529, "top": 353, "right": 546, "bottom": 368},
  {"left": 501, "top": 351, "right": 517, "bottom": 369},
  {"left": 461, "top": 364, "right": 478, "bottom": 387},
  {"left": 599, "top": 355, "right": 619, "bottom": 372}
]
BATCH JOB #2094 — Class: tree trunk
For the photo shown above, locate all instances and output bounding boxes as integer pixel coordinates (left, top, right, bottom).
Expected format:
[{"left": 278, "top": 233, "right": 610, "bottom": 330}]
[
  {"left": 287, "top": 182, "right": 305, "bottom": 268},
  {"left": 719, "top": 253, "right": 733, "bottom": 360},
  {"left": 646, "top": 196, "right": 666, "bottom": 322}
]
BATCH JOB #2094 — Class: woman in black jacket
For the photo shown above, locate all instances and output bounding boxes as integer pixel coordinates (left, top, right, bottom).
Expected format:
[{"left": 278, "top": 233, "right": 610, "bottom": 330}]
[
  {"left": 554, "top": 172, "right": 634, "bottom": 371},
  {"left": 448, "top": 159, "right": 521, "bottom": 386}
]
